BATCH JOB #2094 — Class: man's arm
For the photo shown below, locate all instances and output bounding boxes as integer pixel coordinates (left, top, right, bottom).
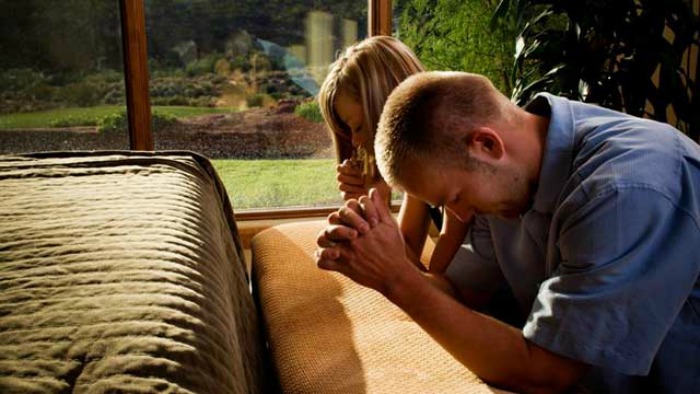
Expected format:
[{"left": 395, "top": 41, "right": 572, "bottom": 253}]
[
  {"left": 317, "top": 190, "right": 588, "bottom": 393},
  {"left": 386, "top": 265, "right": 587, "bottom": 393}
]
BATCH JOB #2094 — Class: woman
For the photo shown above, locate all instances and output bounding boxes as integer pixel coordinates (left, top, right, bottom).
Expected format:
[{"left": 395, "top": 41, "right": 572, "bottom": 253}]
[{"left": 317, "top": 36, "right": 468, "bottom": 273}]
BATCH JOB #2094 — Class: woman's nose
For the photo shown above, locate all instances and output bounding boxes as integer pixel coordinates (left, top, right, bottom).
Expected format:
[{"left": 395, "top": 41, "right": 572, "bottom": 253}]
[{"left": 352, "top": 132, "right": 365, "bottom": 148}]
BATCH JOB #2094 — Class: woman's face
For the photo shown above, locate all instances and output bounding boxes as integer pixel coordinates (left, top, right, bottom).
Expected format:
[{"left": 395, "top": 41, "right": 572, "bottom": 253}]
[{"left": 334, "top": 90, "right": 369, "bottom": 149}]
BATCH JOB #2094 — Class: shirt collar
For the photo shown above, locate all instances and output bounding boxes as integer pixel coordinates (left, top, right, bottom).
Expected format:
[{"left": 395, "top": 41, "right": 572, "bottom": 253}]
[{"left": 526, "top": 93, "right": 576, "bottom": 214}]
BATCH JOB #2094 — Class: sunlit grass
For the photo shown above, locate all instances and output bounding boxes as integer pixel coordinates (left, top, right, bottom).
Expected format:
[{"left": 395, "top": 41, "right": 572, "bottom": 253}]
[
  {"left": 211, "top": 159, "right": 344, "bottom": 209},
  {"left": 0, "top": 105, "right": 235, "bottom": 129}
]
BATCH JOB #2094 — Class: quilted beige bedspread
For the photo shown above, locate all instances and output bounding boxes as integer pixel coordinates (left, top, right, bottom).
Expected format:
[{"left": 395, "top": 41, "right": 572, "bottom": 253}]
[{"left": 0, "top": 152, "right": 263, "bottom": 393}]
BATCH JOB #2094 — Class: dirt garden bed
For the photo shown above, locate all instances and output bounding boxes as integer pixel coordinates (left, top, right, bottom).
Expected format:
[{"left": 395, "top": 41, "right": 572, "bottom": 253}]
[{"left": 0, "top": 105, "right": 334, "bottom": 159}]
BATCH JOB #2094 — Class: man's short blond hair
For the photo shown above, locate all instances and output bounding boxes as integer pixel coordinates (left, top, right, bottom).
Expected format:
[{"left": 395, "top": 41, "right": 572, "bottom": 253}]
[{"left": 375, "top": 71, "right": 508, "bottom": 186}]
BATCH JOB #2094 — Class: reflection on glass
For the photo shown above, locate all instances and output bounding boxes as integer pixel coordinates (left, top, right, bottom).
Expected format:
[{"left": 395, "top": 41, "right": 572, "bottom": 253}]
[
  {"left": 0, "top": 1, "right": 128, "bottom": 153},
  {"left": 143, "top": 1, "right": 367, "bottom": 210}
]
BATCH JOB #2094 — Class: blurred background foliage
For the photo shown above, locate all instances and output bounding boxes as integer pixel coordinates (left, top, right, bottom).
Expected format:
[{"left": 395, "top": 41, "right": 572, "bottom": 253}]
[
  {"left": 395, "top": 0, "right": 520, "bottom": 94},
  {"left": 395, "top": 0, "right": 699, "bottom": 142},
  {"left": 498, "top": 0, "right": 699, "bottom": 141},
  {"left": 1, "top": 0, "right": 697, "bottom": 141},
  {"left": 0, "top": 0, "right": 365, "bottom": 115},
  {"left": 0, "top": 0, "right": 364, "bottom": 73}
]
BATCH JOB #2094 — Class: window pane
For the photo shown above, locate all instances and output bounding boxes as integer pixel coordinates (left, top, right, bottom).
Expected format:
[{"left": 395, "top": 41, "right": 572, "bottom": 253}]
[
  {"left": 0, "top": 1, "right": 129, "bottom": 154},
  {"left": 394, "top": 0, "right": 518, "bottom": 95},
  {"left": 144, "top": 0, "right": 367, "bottom": 210}
]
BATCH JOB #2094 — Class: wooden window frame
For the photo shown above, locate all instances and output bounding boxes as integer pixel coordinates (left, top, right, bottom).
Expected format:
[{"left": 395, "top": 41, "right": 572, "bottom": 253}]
[
  {"left": 119, "top": 0, "right": 392, "bottom": 219},
  {"left": 120, "top": 0, "right": 153, "bottom": 151},
  {"left": 369, "top": 0, "right": 392, "bottom": 37}
]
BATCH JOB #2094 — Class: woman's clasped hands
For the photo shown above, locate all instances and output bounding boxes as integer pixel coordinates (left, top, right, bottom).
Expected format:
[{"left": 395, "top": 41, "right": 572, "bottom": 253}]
[{"left": 336, "top": 159, "right": 392, "bottom": 202}]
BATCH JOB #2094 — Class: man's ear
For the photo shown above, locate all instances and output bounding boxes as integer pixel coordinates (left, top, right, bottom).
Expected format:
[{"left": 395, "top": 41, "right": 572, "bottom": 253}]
[{"left": 465, "top": 127, "right": 504, "bottom": 160}]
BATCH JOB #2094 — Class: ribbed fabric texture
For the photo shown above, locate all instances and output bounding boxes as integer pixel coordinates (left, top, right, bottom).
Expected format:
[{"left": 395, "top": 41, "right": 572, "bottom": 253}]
[
  {"left": 0, "top": 152, "right": 263, "bottom": 394},
  {"left": 252, "top": 220, "right": 508, "bottom": 394}
]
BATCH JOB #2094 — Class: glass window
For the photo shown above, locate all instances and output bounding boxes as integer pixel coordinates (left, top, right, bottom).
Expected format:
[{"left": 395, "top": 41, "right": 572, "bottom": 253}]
[
  {"left": 394, "top": 0, "right": 518, "bottom": 95},
  {"left": 0, "top": 1, "right": 129, "bottom": 154},
  {"left": 144, "top": 1, "right": 367, "bottom": 210}
]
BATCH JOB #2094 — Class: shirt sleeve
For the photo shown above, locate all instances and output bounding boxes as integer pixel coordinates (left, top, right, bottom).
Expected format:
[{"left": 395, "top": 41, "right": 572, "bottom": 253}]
[
  {"left": 523, "top": 187, "right": 700, "bottom": 375},
  {"left": 446, "top": 215, "right": 506, "bottom": 297}
]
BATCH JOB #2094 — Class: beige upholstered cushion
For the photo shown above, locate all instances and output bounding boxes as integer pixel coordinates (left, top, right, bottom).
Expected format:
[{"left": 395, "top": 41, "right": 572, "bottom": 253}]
[{"left": 252, "top": 220, "right": 509, "bottom": 394}]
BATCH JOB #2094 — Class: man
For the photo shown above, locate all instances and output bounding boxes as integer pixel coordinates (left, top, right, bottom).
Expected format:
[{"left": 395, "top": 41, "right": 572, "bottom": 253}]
[{"left": 315, "top": 71, "right": 700, "bottom": 393}]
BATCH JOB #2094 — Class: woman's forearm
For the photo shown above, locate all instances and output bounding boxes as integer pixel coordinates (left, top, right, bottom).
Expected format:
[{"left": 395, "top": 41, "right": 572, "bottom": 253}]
[{"left": 398, "top": 194, "right": 432, "bottom": 258}]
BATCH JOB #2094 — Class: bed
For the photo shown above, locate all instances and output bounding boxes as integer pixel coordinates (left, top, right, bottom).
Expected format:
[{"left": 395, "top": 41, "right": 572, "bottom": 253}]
[{"left": 0, "top": 151, "right": 263, "bottom": 393}]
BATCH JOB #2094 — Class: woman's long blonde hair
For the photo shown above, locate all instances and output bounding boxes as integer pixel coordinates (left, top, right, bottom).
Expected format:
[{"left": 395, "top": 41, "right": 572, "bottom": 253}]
[{"left": 318, "top": 36, "right": 425, "bottom": 163}]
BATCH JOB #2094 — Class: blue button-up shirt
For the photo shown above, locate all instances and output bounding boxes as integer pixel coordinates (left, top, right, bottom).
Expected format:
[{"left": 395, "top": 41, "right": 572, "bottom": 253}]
[{"left": 446, "top": 93, "right": 700, "bottom": 392}]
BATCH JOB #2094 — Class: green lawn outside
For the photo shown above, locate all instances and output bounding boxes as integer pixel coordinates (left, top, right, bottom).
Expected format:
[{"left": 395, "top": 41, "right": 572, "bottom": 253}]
[
  {"left": 212, "top": 159, "right": 344, "bottom": 209},
  {"left": 0, "top": 105, "right": 235, "bottom": 129}
]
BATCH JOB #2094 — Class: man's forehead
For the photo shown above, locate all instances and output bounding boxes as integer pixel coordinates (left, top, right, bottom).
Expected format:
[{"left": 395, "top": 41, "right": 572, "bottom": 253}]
[{"left": 398, "top": 165, "right": 448, "bottom": 206}]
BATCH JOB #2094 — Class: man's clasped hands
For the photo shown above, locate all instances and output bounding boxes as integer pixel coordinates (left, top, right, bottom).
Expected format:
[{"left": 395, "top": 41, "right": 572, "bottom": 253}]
[{"left": 315, "top": 188, "right": 423, "bottom": 297}]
